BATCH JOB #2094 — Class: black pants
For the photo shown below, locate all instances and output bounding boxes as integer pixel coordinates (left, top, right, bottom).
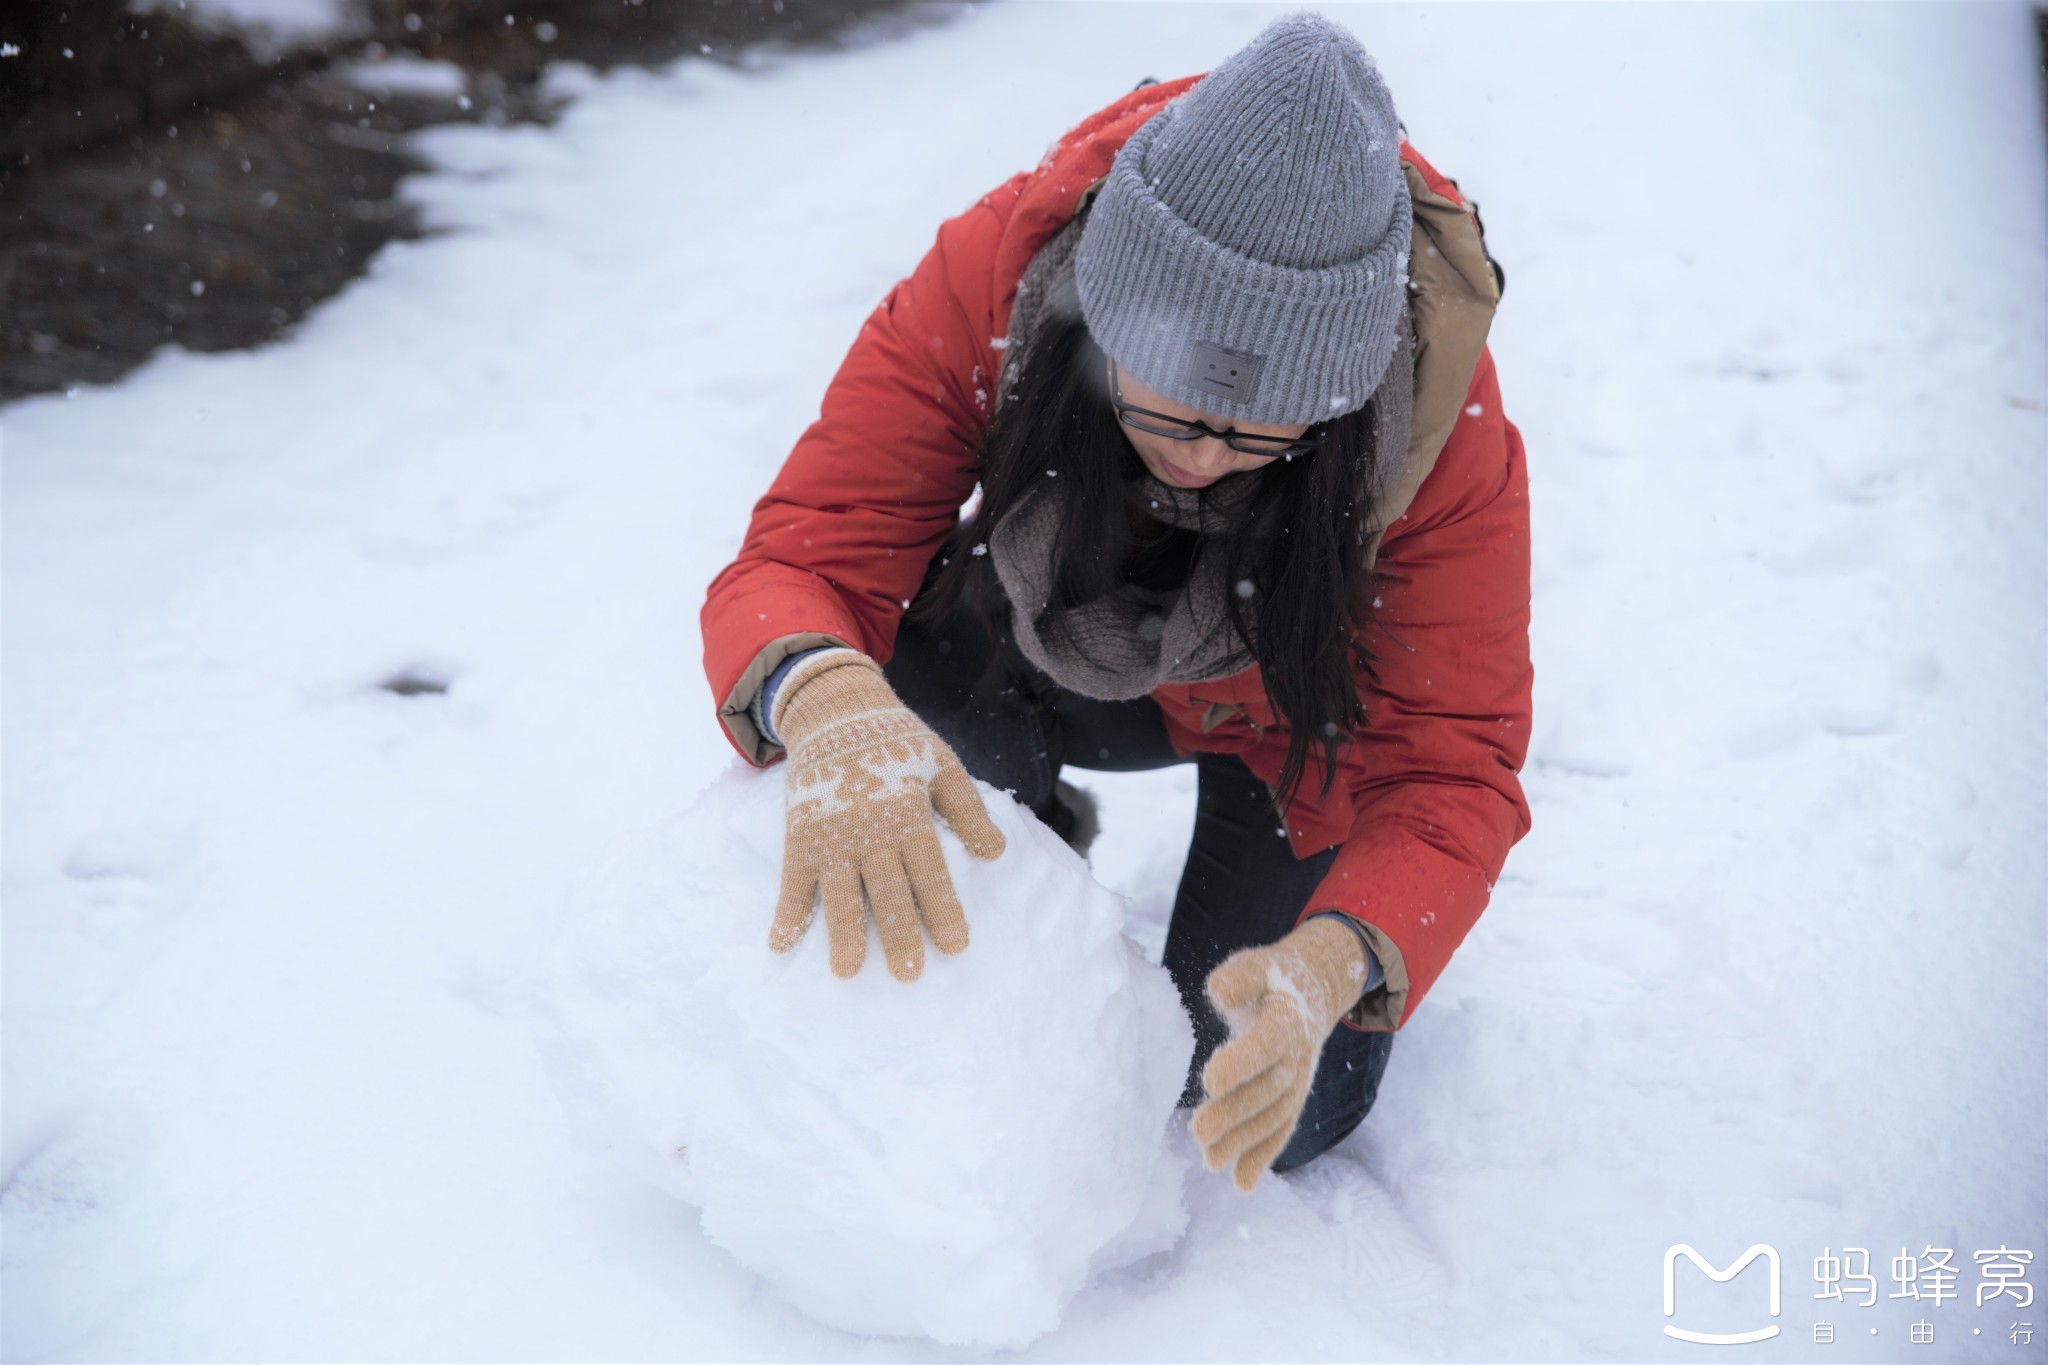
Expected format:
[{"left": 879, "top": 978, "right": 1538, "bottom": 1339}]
[{"left": 882, "top": 533, "right": 1394, "bottom": 1173}]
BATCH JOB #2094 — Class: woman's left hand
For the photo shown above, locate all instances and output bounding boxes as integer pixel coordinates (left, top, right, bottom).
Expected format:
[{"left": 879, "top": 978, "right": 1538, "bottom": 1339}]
[{"left": 1190, "top": 916, "right": 1371, "bottom": 1191}]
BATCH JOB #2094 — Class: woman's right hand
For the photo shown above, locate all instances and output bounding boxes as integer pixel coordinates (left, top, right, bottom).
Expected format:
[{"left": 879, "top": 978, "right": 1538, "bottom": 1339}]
[{"left": 768, "top": 650, "right": 1007, "bottom": 980}]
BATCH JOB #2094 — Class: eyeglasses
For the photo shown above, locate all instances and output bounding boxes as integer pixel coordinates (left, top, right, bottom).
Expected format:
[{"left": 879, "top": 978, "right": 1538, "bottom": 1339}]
[{"left": 1107, "top": 358, "right": 1325, "bottom": 460}]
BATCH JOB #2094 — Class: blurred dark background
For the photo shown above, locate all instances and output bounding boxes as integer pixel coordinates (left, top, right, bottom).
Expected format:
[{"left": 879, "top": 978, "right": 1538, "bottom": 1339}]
[
  {"left": 0, "top": 0, "right": 939, "bottom": 403},
  {"left": 3, "top": 2, "right": 2042, "bottom": 406}
]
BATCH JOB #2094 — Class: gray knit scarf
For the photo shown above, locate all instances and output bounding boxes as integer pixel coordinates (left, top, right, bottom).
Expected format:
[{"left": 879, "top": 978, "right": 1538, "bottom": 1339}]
[{"left": 985, "top": 208, "right": 1417, "bottom": 702}]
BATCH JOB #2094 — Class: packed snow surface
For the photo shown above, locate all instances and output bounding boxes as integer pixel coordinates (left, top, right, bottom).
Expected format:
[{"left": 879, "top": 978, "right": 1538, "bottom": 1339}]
[
  {"left": 537, "top": 761, "right": 1192, "bottom": 1348},
  {"left": 3, "top": 2, "right": 2044, "bottom": 1361}
]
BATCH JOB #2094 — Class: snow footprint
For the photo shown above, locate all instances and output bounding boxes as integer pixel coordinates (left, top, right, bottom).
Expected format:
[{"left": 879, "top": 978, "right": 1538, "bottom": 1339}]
[{"left": 1287, "top": 1152, "right": 1451, "bottom": 1310}]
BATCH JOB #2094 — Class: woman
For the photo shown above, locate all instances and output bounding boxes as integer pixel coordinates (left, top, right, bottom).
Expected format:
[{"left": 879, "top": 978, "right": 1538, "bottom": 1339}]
[{"left": 701, "top": 13, "right": 1531, "bottom": 1193}]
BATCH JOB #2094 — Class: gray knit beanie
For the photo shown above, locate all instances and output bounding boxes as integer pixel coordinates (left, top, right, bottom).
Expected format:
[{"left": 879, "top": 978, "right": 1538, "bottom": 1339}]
[{"left": 1075, "top": 12, "right": 1411, "bottom": 426}]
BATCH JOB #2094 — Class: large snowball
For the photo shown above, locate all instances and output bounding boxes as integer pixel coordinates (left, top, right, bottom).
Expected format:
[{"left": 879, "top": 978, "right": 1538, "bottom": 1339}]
[{"left": 535, "top": 758, "right": 1194, "bottom": 1348}]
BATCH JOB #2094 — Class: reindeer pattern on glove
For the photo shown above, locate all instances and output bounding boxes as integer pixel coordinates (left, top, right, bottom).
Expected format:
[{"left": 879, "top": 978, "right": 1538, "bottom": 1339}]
[{"left": 770, "top": 655, "right": 1006, "bottom": 980}]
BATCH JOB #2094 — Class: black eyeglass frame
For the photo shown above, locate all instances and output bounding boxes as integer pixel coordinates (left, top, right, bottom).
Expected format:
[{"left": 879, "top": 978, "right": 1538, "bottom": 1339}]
[{"left": 1106, "top": 358, "right": 1327, "bottom": 459}]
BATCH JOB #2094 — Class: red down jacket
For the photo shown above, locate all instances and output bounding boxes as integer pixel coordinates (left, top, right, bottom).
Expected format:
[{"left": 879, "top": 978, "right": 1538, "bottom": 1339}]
[{"left": 701, "top": 77, "right": 1532, "bottom": 1031}]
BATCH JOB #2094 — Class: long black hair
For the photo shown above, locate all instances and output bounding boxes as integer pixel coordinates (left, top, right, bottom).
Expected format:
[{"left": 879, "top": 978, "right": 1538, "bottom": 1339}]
[{"left": 910, "top": 296, "right": 1389, "bottom": 815}]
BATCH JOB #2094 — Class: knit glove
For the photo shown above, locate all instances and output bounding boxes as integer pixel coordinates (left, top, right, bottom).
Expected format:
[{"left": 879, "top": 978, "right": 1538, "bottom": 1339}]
[
  {"left": 768, "top": 650, "right": 1006, "bottom": 981},
  {"left": 1190, "top": 915, "right": 1371, "bottom": 1192}
]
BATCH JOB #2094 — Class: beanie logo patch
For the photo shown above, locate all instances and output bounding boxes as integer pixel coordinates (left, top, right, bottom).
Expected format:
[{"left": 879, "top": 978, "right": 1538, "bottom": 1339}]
[{"left": 1187, "top": 342, "right": 1265, "bottom": 406}]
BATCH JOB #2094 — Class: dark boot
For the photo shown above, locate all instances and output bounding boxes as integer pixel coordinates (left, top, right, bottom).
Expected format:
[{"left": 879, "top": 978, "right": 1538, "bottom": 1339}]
[{"left": 1035, "top": 779, "right": 1101, "bottom": 857}]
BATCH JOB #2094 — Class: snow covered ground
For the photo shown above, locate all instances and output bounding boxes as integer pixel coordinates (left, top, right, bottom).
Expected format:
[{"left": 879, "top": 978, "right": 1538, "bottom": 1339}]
[
  {"left": 148, "top": 0, "right": 366, "bottom": 58},
  {"left": 5, "top": 3, "right": 2044, "bottom": 1360}
]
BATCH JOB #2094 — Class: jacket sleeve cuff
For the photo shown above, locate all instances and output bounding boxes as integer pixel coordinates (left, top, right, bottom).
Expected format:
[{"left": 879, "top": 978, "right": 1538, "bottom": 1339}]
[
  {"left": 717, "top": 632, "right": 858, "bottom": 766},
  {"left": 1303, "top": 909, "right": 1384, "bottom": 996},
  {"left": 1303, "top": 911, "right": 1410, "bottom": 1033},
  {"left": 751, "top": 645, "right": 848, "bottom": 746}
]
